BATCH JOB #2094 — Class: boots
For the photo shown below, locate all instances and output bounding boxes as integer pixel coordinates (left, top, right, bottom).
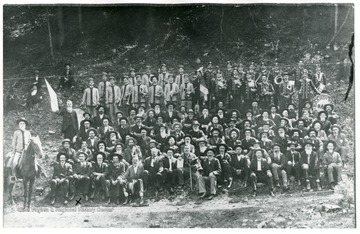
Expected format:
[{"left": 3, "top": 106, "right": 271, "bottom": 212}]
[
  {"left": 306, "top": 179, "right": 311, "bottom": 190},
  {"left": 316, "top": 180, "right": 322, "bottom": 191},
  {"left": 50, "top": 197, "right": 56, "bottom": 205}
]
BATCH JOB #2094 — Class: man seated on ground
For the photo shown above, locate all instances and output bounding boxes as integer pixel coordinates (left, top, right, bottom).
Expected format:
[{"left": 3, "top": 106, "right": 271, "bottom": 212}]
[
  {"left": 299, "top": 141, "right": 321, "bottom": 191},
  {"left": 197, "top": 147, "right": 221, "bottom": 200},
  {"left": 285, "top": 141, "right": 302, "bottom": 186},
  {"left": 216, "top": 143, "right": 232, "bottom": 187},
  {"left": 173, "top": 145, "right": 200, "bottom": 189},
  {"left": 160, "top": 148, "right": 177, "bottom": 193},
  {"left": 322, "top": 141, "right": 342, "bottom": 190},
  {"left": 90, "top": 152, "right": 109, "bottom": 203},
  {"left": 70, "top": 151, "right": 92, "bottom": 202},
  {"left": 143, "top": 148, "right": 163, "bottom": 195},
  {"left": 50, "top": 153, "right": 73, "bottom": 205},
  {"left": 26, "top": 82, "right": 43, "bottom": 110},
  {"left": 269, "top": 144, "right": 289, "bottom": 191},
  {"left": 249, "top": 149, "right": 275, "bottom": 197},
  {"left": 229, "top": 144, "right": 250, "bottom": 188},
  {"left": 123, "top": 157, "right": 145, "bottom": 205},
  {"left": 58, "top": 63, "right": 75, "bottom": 91},
  {"left": 106, "top": 153, "right": 128, "bottom": 205}
]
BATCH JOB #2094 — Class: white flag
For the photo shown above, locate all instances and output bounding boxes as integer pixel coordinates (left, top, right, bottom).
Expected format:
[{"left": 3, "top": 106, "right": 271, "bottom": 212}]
[
  {"left": 45, "top": 78, "right": 59, "bottom": 112},
  {"left": 73, "top": 108, "right": 85, "bottom": 129}
]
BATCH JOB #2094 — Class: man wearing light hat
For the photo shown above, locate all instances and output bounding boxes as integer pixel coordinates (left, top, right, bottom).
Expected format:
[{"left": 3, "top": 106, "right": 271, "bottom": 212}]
[{"left": 80, "top": 77, "right": 100, "bottom": 117}]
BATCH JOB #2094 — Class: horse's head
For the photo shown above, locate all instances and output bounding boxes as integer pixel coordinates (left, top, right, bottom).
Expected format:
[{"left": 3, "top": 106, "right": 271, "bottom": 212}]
[{"left": 29, "top": 135, "right": 44, "bottom": 159}]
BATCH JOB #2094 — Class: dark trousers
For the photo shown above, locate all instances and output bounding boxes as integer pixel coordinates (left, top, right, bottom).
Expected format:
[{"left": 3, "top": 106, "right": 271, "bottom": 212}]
[
  {"left": 173, "top": 167, "right": 197, "bottom": 186},
  {"left": 230, "top": 166, "right": 249, "bottom": 183},
  {"left": 144, "top": 169, "right": 163, "bottom": 190},
  {"left": 219, "top": 161, "right": 232, "bottom": 183},
  {"left": 250, "top": 171, "right": 274, "bottom": 191},
  {"left": 50, "top": 178, "right": 69, "bottom": 198},
  {"left": 286, "top": 163, "right": 301, "bottom": 181},
  {"left": 59, "top": 77, "right": 74, "bottom": 89},
  {"left": 106, "top": 178, "right": 128, "bottom": 197},
  {"left": 92, "top": 175, "right": 109, "bottom": 197},
  {"left": 70, "top": 175, "right": 90, "bottom": 195}
]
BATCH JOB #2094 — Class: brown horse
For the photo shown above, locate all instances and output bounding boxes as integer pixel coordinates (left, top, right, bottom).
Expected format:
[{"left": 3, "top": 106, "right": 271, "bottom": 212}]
[{"left": 5, "top": 136, "right": 44, "bottom": 210}]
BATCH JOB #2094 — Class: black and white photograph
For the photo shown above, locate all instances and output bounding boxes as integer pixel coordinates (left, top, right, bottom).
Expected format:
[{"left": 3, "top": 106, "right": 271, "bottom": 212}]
[{"left": 1, "top": 0, "right": 356, "bottom": 228}]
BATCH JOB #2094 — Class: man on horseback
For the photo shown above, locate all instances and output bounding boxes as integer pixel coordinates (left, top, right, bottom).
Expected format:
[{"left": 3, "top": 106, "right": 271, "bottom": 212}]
[{"left": 7, "top": 118, "right": 32, "bottom": 181}]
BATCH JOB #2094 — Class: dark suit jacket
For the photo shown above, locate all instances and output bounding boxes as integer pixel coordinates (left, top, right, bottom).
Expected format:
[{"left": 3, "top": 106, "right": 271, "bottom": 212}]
[
  {"left": 124, "top": 164, "right": 144, "bottom": 181},
  {"left": 92, "top": 162, "right": 109, "bottom": 176},
  {"left": 230, "top": 154, "right": 249, "bottom": 170},
  {"left": 300, "top": 151, "right": 319, "bottom": 172},
  {"left": 250, "top": 158, "right": 270, "bottom": 174},
  {"left": 59, "top": 108, "right": 78, "bottom": 133},
  {"left": 241, "top": 137, "right": 257, "bottom": 150},
  {"left": 53, "top": 162, "right": 73, "bottom": 179},
  {"left": 73, "top": 161, "right": 92, "bottom": 176},
  {"left": 143, "top": 156, "right": 161, "bottom": 173},
  {"left": 86, "top": 137, "right": 100, "bottom": 153},
  {"left": 269, "top": 152, "right": 287, "bottom": 169},
  {"left": 269, "top": 113, "right": 282, "bottom": 126},
  {"left": 163, "top": 111, "right": 180, "bottom": 124},
  {"left": 285, "top": 151, "right": 301, "bottom": 164},
  {"left": 201, "top": 157, "right": 222, "bottom": 177},
  {"left": 92, "top": 114, "right": 111, "bottom": 129},
  {"left": 108, "top": 162, "right": 126, "bottom": 180},
  {"left": 160, "top": 156, "right": 177, "bottom": 170}
]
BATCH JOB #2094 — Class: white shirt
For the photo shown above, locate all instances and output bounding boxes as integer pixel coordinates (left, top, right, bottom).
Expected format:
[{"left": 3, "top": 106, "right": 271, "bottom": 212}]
[
  {"left": 177, "top": 158, "right": 184, "bottom": 169},
  {"left": 237, "top": 155, "right": 242, "bottom": 162},
  {"left": 133, "top": 165, "right": 138, "bottom": 174},
  {"left": 257, "top": 159, "right": 262, "bottom": 171}
]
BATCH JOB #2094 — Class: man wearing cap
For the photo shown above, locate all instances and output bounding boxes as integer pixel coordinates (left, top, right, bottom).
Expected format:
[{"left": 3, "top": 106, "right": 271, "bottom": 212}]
[
  {"left": 180, "top": 75, "right": 195, "bottom": 110},
  {"left": 328, "top": 124, "right": 349, "bottom": 168},
  {"left": 80, "top": 78, "right": 100, "bottom": 117},
  {"left": 285, "top": 141, "right": 302, "bottom": 185},
  {"left": 71, "top": 151, "right": 92, "bottom": 201},
  {"left": 164, "top": 75, "right": 180, "bottom": 106},
  {"left": 322, "top": 141, "right": 342, "bottom": 190},
  {"left": 106, "top": 153, "right": 128, "bottom": 204},
  {"left": 140, "top": 65, "right": 152, "bottom": 87},
  {"left": 295, "top": 69, "right": 318, "bottom": 113},
  {"left": 158, "top": 63, "right": 170, "bottom": 90},
  {"left": 197, "top": 148, "right": 222, "bottom": 200},
  {"left": 54, "top": 100, "right": 79, "bottom": 143},
  {"left": 57, "top": 63, "right": 74, "bottom": 91},
  {"left": 131, "top": 75, "right": 148, "bottom": 109},
  {"left": 269, "top": 144, "right": 289, "bottom": 190},
  {"left": 91, "top": 152, "right": 110, "bottom": 202},
  {"left": 50, "top": 153, "right": 73, "bottom": 205},
  {"left": 148, "top": 76, "right": 164, "bottom": 108},
  {"left": 106, "top": 76, "right": 121, "bottom": 122},
  {"left": 86, "top": 128, "right": 100, "bottom": 154},
  {"left": 250, "top": 149, "right": 275, "bottom": 197},
  {"left": 8, "top": 119, "right": 32, "bottom": 180},
  {"left": 119, "top": 76, "right": 133, "bottom": 113},
  {"left": 98, "top": 72, "right": 110, "bottom": 109},
  {"left": 123, "top": 156, "right": 145, "bottom": 205},
  {"left": 300, "top": 141, "right": 321, "bottom": 190}
]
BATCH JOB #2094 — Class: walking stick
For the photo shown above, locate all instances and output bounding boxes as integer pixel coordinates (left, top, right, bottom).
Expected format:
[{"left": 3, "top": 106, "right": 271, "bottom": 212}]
[{"left": 188, "top": 162, "right": 193, "bottom": 191}]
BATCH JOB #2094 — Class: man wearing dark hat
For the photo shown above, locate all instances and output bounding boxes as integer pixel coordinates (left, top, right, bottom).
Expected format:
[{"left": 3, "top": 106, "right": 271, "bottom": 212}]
[
  {"left": 249, "top": 149, "right": 275, "bottom": 197},
  {"left": 76, "top": 119, "right": 93, "bottom": 149},
  {"left": 269, "top": 144, "right": 289, "bottom": 190},
  {"left": 216, "top": 143, "right": 232, "bottom": 186},
  {"left": 26, "top": 81, "right": 43, "bottom": 110},
  {"left": 189, "top": 120, "right": 206, "bottom": 143},
  {"left": 8, "top": 118, "right": 32, "bottom": 179},
  {"left": 123, "top": 156, "right": 145, "bottom": 205},
  {"left": 95, "top": 141, "right": 110, "bottom": 162},
  {"left": 273, "top": 126, "right": 290, "bottom": 154},
  {"left": 71, "top": 151, "right": 92, "bottom": 201},
  {"left": 160, "top": 148, "right": 177, "bottom": 192},
  {"left": 58, "top": 138, "right": 77, "bottom": 165},
  {"left": 290, "top": 128, "right": 304, "bottom": 152},
  {"left": 230, "top": 144, "right": 250, "bottom": 188},
  {"left": 80, "top": 77, "right": 100, "bottom": 117},
  {"left": 269, "top": 105, "right": 281, "bottom": 127},
  {"left": 105, "top": 131, "right": 122, "bottom": 153},
  {"left": 98, "top": 72, "right": 110, "bottom": 109},
  {"left": 324, "top": 103, "right": 339, "bottom": 125},
  {"left": 328, "top": 124, "right": 349, "bottom": 168},
  {"left": 143, "top": 148, "right": 163, "bottom": 194},
  {"left": 91, "top": 152, "right": 110, "bottom": 202},
  {"left": 163, "top": 102, "right": 179, "bottom": 124},
  {"left": 304, "top": 128, "right": 323, "bottom": 156},
  {"left": 197, "top": 147, "right": 222, "bottom": 200},
  {"left": 117, "top": 117, "right": 131, "bottom": 142},
  {"left": 322, "top": 141, "right": 342, "bottom": 190},
  {"left": 317, "top": 110, "right": 332, "bottom": 135},
  {"left": 300, "top": 141, "right": 321, "bottom": 190},
  {"left": 285, "top": 141, "right": 302, "bottom": 186},
  {"left": 225, "top": 129, "right": 241, "bottom": 151},
  {"left": 77, "top": 141, "right": 94, "bottom": 163},
  {"left": 241, "top": 129, "right": 257, "bottom": 151},
  {"left": 50, "top": 153, "right": 73, "bottom": 205},
  {"left": 208, "top": 128, "right": 224, "bottom": 146},
  {"left": 106, "top": 153, "right": 128, "bottom": 204},
  {"left": 57, "top": 63, "right": 74, "bottom": 91},
  {"left": 106, "top": 76, "right": 121, "bottom": 123}
]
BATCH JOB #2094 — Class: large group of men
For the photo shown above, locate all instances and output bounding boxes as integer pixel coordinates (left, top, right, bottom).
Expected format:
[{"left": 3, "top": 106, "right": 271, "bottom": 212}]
[{"left": 10, "top": 59, "right": 349, "bottom": 206}]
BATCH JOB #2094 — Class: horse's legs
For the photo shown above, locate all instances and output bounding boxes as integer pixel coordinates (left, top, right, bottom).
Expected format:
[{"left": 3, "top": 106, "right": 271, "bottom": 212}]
[
  {"left": 8, "top": 182, "right": 15, "bottom": 204},
  {"left": 23, "top": 179, "right": 28, "bottom": 210},
  {"left": 28, "top": 177, "right": 35, "bottom": 209}
]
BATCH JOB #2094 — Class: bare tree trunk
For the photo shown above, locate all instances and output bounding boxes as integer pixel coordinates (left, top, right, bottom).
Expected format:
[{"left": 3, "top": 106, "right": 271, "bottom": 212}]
[
  {"left": 78, "top": 7, "right": 83, "bottom": 34},
  {"left": 47, "top": 8, "right": 55, "bottom": 60},
  {"left": 58, "top": 6, "right": 65, "bottom": 47},
  {"left": 220, "top": 7, "right": 224, "bottom": 44},
  {"left": 334, "top": 4, "right": 338, "bottom": 35}
]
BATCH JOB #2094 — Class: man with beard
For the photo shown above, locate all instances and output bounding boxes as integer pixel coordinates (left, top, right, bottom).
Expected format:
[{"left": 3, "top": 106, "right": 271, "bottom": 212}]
[
  {"left": 285, "top": 141, "right": 302, "bottom": 186},
  {"left": 117, "top": 117, "right": 131, "bottom": 143},
  {"left": 322, "top": 141, "right": 342, "bottom": 190},
  {"left": 208, "top": 128, "right": 224, "bottom": 146},
  {"left": 123, "top": 157, "right": 145, "bottom": 205},
  {"left": 54, "top": 100, "right": 79, "bottom": 143},
  {"left": 216, "top": 143, "right": 232, "bottom": 187},
  {"left": 272, "top": 126, "right": 289, "bottom": 154},
  {"left": 241, "top": 129, "right": 257, "bottom": 151},
  {"left": 91, "top": 152, "right": 109, "bottom": 203},
  {"left": 328, "top": 124, "right": 349, "bottom": 168},
  {"left": 86, "top": 128, "right": 100, "bottom": 154},
  {"left": 106, "top": 153, "right": 128, "bottom": 204},
  {"left": 143, "top": 148, "right": 162, "bottom": 194},
  {"left": 300, "top": 141, "right": 321, "bottom": 191},
  {"left": 226, "top": 128, "right": 241, "bottom": 151},
  {"left": 71, "top": 151, "right": 92, "bottom": 202},
  {"left": 58, "top": 139, "right": 77, "bottom": 165},
  {"left": 230, "top": 144, "right": 250, "bottom": 188},
  {"left": 269, "top": 144, "right": 289, "bottom": 191},
  {"left": 304, "top": 128, "right": 324, "bottom": 156},
  {"left": 148, "top": 76, "right": 164, "bottom": 108}
]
